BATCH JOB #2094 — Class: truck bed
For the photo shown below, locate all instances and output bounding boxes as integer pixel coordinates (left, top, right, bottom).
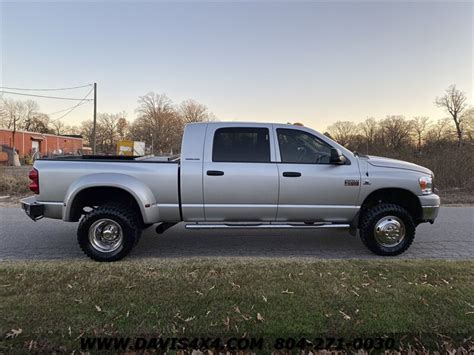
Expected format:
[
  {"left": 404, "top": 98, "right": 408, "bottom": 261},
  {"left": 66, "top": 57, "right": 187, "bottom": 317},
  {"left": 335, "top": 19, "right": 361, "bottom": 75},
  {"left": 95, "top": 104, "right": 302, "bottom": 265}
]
[{"left": 34, "top": 157, "right": 181, "bottom": 222}]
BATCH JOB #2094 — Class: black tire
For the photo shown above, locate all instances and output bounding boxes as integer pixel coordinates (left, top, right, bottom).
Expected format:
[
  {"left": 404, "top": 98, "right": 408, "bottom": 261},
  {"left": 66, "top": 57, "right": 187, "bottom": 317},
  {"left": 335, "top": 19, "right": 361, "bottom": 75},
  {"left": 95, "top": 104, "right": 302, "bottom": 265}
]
[
  {"left": 77, "top": 203, "right": 142, "bottom": 261},
  {"left": 359, "top": 203, "right": 415, "bottom": 256}
]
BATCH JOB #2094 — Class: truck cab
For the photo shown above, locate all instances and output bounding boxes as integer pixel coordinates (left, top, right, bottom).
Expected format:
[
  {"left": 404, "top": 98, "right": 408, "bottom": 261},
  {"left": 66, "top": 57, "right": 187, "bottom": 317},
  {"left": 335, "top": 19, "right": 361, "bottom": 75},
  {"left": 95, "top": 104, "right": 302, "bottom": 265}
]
[{"left": 181, "top": 122, "right": 360, "bottom": 223}]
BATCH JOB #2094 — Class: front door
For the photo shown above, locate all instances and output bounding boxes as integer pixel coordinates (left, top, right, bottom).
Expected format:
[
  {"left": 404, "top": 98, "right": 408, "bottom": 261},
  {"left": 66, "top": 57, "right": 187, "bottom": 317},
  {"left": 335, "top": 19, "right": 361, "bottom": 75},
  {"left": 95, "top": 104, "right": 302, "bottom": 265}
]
[
  {"left": 31, "top": 140, "right": 40, "bottom": 156},
  {"left": 203, "top": 125, "right": 279, "bottom": 221},
  {"left": 274, "top": 127, "right": 361, "bottom": 222}
]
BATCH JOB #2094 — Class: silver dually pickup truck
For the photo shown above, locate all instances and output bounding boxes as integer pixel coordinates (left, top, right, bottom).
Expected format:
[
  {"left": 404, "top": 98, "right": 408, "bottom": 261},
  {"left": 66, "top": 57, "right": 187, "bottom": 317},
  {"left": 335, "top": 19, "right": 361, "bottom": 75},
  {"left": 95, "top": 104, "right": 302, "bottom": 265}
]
[{"left": 21, "top": 122, "right": 440, "bottom": 261}]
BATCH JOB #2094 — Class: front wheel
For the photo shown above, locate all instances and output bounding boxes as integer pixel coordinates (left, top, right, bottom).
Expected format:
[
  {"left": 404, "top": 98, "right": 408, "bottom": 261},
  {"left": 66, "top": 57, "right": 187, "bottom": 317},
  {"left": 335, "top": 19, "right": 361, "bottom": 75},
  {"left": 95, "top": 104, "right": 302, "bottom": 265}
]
[
  {"left": 359, "top": 203, "right": 415, "bottom": 256},
  {"left": 77, "top": 203, "right": 142, "bottom": 261}
]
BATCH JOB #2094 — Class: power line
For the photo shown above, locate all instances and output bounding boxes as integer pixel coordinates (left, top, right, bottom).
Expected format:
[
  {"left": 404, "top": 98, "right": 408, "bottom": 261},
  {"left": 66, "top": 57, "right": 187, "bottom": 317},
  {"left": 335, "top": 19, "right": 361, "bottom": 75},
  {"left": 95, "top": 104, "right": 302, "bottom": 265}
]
[
  {"left": 0, "top": 90, "right": 94, "bottom": 101},
  {"left": 47, "top": 100, "right": 90, "bottom": 116},
  {"left": 49, "top": 101, "right": 91, "bottom": 123},
  {"left": 49, "top": 87, "right": 94, "bottom": 123},
  {"left": 0, "top": 84, "right": 92, "bottom": 91}
]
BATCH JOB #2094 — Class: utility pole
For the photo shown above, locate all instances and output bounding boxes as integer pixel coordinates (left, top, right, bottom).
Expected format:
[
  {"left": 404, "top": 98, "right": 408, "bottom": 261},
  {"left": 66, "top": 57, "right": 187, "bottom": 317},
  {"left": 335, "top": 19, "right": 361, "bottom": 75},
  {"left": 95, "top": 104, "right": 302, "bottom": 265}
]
[
  {"left": 92, "top": 82, "right": 97, "bottom": 154},
  {"left": 150, "top": 132, "right": 154, "bottom": 155},
  {"left": 12, "top": 117, "right": 16, "bottom": 151}
]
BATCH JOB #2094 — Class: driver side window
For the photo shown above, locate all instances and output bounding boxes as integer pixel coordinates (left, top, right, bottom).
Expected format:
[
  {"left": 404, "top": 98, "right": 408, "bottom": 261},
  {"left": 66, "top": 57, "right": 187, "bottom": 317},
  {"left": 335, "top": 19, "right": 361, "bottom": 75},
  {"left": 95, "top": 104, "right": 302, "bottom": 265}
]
[{"left": 277, "top": 128, "right": 332, "bottom": 164}]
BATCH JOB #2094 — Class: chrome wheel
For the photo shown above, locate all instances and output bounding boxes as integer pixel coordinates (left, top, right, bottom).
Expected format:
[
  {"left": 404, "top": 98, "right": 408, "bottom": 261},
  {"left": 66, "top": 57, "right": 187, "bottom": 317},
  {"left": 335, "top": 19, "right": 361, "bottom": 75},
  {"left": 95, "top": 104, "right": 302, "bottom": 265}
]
[
  {"left": 88, "top": 219, "right": 123, "bottom": 253},
  {"left": 374, "top": 215, "right": 406, "bottom": 247}
]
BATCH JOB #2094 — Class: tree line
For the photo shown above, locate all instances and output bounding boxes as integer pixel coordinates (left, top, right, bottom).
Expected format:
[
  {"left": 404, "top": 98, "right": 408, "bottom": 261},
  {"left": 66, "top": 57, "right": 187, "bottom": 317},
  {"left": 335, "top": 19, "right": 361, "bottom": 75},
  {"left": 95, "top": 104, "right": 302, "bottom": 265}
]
[
  {"left": 0, "top": 92, "right": 214, "bottom": 155},
  {"left": 326, "top": 85, "right": 474, "bottom": 152},
  {"left": 324, "top": 86, "right": 474, "bottom": 191},
  {"left": 2, "top": 85, "right": 472, "bottom": 154},
  {"left": 0, "top": 85, "right": 473, "bottom": 191}
]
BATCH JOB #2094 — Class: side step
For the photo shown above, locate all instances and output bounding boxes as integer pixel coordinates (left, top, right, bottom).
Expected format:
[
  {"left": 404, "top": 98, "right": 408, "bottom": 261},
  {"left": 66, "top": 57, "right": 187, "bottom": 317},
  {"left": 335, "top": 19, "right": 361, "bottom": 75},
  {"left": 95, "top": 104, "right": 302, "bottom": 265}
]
[{"left": 185, "top": 222, "right": 350, "bottom": 230}]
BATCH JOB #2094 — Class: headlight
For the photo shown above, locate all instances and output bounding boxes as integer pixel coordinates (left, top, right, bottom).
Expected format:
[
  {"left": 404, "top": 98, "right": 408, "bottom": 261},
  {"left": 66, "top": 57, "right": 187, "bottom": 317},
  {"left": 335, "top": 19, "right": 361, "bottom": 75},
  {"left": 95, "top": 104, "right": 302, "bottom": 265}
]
[{"left": 419, "top": 176, "right": 433, "bottom": 195}]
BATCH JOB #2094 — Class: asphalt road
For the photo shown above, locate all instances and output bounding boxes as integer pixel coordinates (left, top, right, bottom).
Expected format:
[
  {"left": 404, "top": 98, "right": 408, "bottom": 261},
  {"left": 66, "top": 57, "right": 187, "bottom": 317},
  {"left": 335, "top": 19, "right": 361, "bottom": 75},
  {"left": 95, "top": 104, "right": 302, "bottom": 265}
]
[{"left": 0, "top": 206, "right": 472, "bottom": 260}]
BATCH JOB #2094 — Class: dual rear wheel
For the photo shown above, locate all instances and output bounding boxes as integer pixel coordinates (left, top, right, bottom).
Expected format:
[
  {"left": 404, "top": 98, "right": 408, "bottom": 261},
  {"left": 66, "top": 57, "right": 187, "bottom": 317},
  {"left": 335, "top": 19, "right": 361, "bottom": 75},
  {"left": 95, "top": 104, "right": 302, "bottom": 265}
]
[{"left": 77, "top": 203, "right": 142, "bottom": 262}]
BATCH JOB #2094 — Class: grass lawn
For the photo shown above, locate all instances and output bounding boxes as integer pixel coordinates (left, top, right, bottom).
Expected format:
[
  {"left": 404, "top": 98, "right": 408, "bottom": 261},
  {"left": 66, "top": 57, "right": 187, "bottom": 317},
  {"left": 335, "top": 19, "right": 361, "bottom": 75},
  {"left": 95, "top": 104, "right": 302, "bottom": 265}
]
[{"left": 1, "top": 259, "right": 473, "bottom": 352}]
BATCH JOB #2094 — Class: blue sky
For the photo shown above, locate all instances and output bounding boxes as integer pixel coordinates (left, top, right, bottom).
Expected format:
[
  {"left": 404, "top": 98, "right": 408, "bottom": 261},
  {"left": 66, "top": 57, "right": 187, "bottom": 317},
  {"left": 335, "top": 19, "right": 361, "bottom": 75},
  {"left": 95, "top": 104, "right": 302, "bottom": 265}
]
[{"left": 1, "top": 1, "right": 472, "bottom": 130}]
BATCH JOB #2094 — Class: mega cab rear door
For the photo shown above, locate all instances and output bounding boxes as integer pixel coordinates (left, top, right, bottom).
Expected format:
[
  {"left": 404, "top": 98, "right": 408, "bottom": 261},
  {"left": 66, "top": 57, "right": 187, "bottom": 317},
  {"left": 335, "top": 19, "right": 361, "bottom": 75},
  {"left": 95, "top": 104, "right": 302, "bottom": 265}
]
[{"left": 202, "top": 123, "right": 279, "bottom": 221}]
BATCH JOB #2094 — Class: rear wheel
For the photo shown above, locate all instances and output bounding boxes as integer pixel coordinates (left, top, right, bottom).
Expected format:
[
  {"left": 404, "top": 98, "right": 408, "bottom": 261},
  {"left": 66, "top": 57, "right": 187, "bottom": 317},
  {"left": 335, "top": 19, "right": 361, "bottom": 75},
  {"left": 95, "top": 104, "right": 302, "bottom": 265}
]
[
  {"left": 77, "top": 203, "right": 142, "bottom": 261},
  {"left": 359, "top": 203, "right": 415, "bottom": 256}
]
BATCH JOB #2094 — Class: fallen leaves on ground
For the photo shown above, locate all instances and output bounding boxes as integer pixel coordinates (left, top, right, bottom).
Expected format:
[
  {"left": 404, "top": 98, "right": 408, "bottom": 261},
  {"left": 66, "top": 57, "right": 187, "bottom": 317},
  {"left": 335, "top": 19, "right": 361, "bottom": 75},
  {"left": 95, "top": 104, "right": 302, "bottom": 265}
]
[
  {"left": 339, "top": 310, "right": 351, "bottom": 320},
  {"left": 6, "top": 328, "right": 22, "bottom": 339}
]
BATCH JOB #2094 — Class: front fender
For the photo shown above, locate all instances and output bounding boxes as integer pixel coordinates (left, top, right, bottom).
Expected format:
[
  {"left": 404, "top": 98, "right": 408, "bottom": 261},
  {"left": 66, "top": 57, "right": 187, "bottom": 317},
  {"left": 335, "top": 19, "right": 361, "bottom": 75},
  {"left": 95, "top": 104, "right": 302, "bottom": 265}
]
[{"left": 63, "top": 173, "right": 159, "bottom": 223}]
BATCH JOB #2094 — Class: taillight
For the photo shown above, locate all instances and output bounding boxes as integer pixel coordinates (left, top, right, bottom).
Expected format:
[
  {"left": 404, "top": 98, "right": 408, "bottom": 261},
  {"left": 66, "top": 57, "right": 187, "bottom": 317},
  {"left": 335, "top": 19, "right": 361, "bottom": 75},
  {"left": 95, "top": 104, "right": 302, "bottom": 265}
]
[{"left": 28, "top": 168, "right": 39, "bottom": 194}]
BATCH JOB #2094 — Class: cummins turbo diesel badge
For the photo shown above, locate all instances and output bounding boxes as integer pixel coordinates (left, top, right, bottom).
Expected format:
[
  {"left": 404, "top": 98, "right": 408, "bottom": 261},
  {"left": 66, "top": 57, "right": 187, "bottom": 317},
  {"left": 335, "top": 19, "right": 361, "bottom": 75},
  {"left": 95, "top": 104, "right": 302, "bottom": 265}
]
[{"left": 344, "top": 179, "right": 360, "bottom": 186}]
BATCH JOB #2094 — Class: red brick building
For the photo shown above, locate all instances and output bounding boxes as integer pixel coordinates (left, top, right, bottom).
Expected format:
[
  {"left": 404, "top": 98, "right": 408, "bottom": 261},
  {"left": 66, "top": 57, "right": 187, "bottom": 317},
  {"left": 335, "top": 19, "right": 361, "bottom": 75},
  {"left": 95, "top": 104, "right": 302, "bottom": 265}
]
[{"left": 0, "top": 128, "right": 84, "bottom": 158}]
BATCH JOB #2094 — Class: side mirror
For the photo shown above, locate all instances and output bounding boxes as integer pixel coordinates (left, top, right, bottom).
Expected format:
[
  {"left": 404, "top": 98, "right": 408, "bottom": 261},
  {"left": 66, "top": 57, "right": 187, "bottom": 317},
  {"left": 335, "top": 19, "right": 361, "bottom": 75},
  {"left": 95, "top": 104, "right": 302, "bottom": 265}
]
[{"left": 330, "top": 148, "right": 346, "bottom": 165}]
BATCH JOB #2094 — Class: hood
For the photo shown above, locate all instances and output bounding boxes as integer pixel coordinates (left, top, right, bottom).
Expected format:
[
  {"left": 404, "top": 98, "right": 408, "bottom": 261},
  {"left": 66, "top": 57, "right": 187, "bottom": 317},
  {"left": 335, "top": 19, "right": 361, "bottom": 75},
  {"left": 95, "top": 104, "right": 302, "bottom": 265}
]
[{"left": 367, "top": 155, "right": 432, "bottom": 175}]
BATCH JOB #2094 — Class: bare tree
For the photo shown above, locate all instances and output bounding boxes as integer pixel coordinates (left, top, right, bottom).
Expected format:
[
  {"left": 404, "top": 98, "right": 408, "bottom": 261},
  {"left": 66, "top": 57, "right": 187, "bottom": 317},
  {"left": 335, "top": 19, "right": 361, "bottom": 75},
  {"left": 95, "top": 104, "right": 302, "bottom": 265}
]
[
  {"left": 1, "top": 98, "right": 23, "bottom": 130},
  {"left": 81, "top": 112, "right": 128, "bottom": 153},
  {"left": 51, "top": 120, "right": 66, "bottom": 135},
  {"left": 460, "top": 107, "right": 474, "bottom": 142},
  {"left": 380, "top": 115, "right": 413, "bottom": 150},
  {"left": 179, "top": 99, "right": 211, "bottom": 124},
  {"left": 136, "top": 92, "right": 174, "bottom": 121},
  {"left": 435, "top": 85, "right": 467, "bottom": 146},
  {"left": 131, "top": 92, "right": 183, "bottom": 154},
  {"left": 22, "top": 100, "right": 41, "bottom": 131},
  {"left": 80, "top": 120, "right": 94, "bottom": 147},
  {"left": 26, "top": 113, "right": 50, "bottom": 133},
  {"left": 116, "top": 116, "right": 129, "bottom": 141},
  {"left": 0, "top": 98, "right": 26, "bottom": 149},
  {"left": 327, "top": 121, "right": 359, "bottom": 147},
  {"left": 358, "top": 117, "right": 378, "bottom": 153},
  {"left": 359, "top": 118, "right": 378, "bottom": 143},
  {"left": 79, "top": 114, "right": 121, "bottom": 153},
  {"left": 0, "top": 102, "right": 6, "bottom": 128},
  {"left": 96, "top": 113, "right": 121, "bottom": 153},
  {"left": 0, "top": 98, "right": 51, "bottom": 133},
  {"left": 425, "top": 118, "right": 453, "bottom": 143},
  {"left": 64, "top": 125, "right": 81, "bottom": 135},
  {"left": 411, "top": 116, "right": 430, "bottom": 150}
]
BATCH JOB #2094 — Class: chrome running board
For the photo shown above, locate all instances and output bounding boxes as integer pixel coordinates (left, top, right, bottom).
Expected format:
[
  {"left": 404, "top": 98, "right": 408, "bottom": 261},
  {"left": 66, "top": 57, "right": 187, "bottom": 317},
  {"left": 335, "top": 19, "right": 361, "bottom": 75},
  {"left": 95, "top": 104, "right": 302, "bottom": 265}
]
[{"left": 185, "top": 222, "right": 350, "bottom": 230}]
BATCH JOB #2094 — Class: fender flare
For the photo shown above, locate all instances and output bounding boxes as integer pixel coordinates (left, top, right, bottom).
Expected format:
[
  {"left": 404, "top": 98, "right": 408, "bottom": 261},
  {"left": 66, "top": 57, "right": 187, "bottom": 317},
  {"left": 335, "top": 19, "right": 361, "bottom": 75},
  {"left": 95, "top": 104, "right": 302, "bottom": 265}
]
[{"left": 63, "top": 173, "right": 157, "bottom": 222}]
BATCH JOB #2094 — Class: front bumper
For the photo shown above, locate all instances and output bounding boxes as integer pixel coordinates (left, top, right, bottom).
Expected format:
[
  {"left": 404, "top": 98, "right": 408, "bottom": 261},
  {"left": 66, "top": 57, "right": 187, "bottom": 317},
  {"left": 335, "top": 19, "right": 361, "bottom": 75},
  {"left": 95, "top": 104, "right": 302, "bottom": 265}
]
[
  {"left": 418, "top": 194, "right": 440, "bottom": 223},
  {"left": 21, "top": 196, "right": 44, "bottom": 221}
]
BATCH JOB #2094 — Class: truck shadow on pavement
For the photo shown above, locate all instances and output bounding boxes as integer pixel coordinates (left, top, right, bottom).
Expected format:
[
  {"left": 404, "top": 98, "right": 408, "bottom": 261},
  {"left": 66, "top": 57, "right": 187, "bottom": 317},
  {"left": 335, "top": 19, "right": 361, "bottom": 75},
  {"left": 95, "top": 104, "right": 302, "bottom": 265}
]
[{"left": 132, "top": 224, "right": 386, "bottom": 259}]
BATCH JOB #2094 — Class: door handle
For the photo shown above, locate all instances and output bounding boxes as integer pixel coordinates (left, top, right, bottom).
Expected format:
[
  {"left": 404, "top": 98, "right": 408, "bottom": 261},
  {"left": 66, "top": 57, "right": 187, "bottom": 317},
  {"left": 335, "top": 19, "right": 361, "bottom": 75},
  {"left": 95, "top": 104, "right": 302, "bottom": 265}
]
[
  {"left": 207, "top": 170, "right": 224, "bottom": 176},
  {"left": 282, "top": 172, "right": 301, "bottom": 177}
]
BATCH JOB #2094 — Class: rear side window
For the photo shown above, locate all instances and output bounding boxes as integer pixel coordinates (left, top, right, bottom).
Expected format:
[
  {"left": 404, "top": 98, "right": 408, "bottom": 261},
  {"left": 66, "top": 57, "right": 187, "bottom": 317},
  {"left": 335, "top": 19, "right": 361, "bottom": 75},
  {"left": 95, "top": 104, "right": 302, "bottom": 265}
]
[{"left": 212, "top": 127, "right": 271, "bottom": 163}]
